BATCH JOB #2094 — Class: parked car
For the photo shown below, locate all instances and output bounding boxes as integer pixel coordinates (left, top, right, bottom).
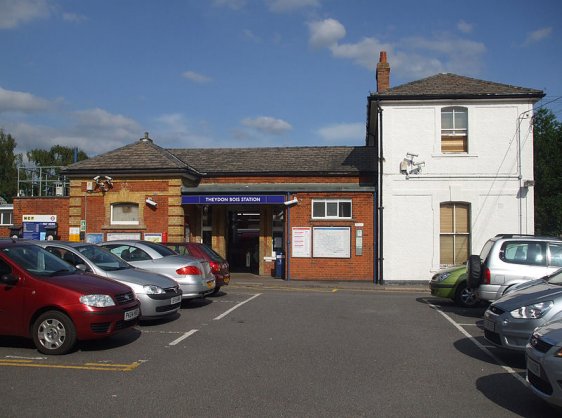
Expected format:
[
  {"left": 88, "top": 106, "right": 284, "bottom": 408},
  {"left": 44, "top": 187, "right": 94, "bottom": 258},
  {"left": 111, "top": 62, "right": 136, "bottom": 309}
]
[
  {"left": 36, "top": 241, "right": 182, "bottom": 320},
  {"left": 526, "top": 320, "right": 562, "bottom": 408},
  {"left": 467, "top": 234, "right": 562, "bottom": 302},
  {"left": 99, "top": 240, "right": 215, "bottom": 299},
  {"left": 0, "top": 240, "right": 140, "bottom": 355},
  {"left": 429, "top": 265, "right": 479, "bottom": 307},
  {"left": 483, "top": 268, "right": 562, "bottom": 351},
  {"left": 165, "top": 242, "right": 230, "bottom": 295}
]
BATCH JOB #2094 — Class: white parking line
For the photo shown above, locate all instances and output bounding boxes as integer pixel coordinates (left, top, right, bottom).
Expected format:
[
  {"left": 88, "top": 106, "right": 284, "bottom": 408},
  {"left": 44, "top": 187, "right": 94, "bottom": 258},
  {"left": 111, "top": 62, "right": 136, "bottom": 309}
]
[
  {"left": 213, "top": 293, "right": 262, "bottom": 320},
  {"left": 424, "top": 299, "right": 528, "bottom": 387},
  {"left": 169, "top": 329, "right": 198, "bottom": 346}
]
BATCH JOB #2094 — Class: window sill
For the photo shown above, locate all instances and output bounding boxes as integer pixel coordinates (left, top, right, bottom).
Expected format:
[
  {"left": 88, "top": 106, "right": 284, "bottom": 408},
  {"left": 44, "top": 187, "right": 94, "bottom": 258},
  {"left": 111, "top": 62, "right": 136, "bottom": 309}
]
[
  {"left": 431, "top": 153, "right": 478, "bottom": 158},
  {"left": 101, "top": 224, "right": 147, "bottom": 230}
]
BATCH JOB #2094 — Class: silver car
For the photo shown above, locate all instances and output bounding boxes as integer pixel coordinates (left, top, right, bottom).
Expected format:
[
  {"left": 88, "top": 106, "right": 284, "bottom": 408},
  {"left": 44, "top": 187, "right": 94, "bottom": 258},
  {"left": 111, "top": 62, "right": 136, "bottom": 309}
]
[
  {"left": 483, "top": 268, "right": 562, "bottom": 351},
  {"left": 526, "top": 320, "right": 562, "bottom": 408},
  {"left": 99, "top": 240, "right": 215, "bottom": 299},
  {"left": 37, "top": 241, "right": 182, "bottom": 320}
]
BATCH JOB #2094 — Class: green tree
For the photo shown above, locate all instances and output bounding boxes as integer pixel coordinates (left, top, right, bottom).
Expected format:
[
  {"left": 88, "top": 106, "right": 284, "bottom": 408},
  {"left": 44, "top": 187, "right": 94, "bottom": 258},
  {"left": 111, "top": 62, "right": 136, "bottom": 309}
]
[
  {"left": 26, "top": 144, "right": 88, "bottom": 166},
  {"left": 0, "top": 130, "right": 22, "bottom": 203},
  {"left": 533, "top": 108, "right": 562, "bottom": 236}
]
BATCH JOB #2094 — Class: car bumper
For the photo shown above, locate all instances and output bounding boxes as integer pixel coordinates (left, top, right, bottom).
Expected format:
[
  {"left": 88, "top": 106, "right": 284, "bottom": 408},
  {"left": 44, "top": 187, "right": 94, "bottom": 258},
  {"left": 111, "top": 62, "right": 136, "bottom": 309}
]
[
  {"left": 137, "top": 291, "right": 182, "bottom": 319},
  {"left": 483, "top": 310, "right": 543, "bottom": 351},
  {"left": 71, "top": 301, "right": 140, "bottom": 340},
  {"left": 214, "top": 273, "right": 230, "bottom": 288},
  {"left": 526, "top": 344, "right": 562, "bottom": 407},
  {"left": 177, "top": 276, "right": 216, "bottom": 299},
  {"left": 477, "top": 284, "right": 505, "bottom": 302},
  {"left": 429, "top": 281, "right": 455, "bottom": 299}
]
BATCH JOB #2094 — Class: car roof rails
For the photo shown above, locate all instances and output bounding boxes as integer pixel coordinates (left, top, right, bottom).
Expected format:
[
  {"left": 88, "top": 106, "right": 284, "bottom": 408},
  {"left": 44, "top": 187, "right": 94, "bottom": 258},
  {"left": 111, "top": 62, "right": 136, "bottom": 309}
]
[{"left": 494, "top": 233, "right": 562, "bottom": 240}]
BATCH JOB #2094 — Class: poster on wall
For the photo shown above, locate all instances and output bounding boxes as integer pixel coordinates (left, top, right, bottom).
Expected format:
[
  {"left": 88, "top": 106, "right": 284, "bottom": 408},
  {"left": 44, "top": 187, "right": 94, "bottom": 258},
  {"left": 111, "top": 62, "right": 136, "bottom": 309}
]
[
  {"left": 144, "top": 233, "right": 163, "bottom": 243},
  {"left": 313, "top": 227, "right": 351, "bottom": 258},
  {"left": 291, "top": 227, "right": 311, "bottom": 258},
  {"left": 22, "top": 214, "right": 57, "bottom": 240}
]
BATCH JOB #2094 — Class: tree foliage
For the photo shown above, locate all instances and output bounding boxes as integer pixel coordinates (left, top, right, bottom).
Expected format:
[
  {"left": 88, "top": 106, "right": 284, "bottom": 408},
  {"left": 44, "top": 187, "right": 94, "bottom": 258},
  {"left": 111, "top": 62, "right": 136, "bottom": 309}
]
[
  {"left": 27, "top": 145, "right": 88, "bottom": 167},
  {"left": 533, "top": 107, "right": 562, "bottom": 236},
  {"left": 0, "top": 130, "right": 22, "bottom": 203}
]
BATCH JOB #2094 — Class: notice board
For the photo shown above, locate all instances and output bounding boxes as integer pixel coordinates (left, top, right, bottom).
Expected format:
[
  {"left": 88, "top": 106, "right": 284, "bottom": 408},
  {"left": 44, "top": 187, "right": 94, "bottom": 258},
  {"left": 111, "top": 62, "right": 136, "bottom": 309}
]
[
  {"left": 313, "top": 227, "right": 350, "bottom": 258},
  {"left": 291, "top": 227, "right": 311, "bottom": 258}
]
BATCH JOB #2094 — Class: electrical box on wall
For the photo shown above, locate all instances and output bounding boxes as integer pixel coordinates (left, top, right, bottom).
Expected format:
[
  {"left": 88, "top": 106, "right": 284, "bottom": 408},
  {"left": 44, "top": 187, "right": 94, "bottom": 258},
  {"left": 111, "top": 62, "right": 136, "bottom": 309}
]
[{"left": 86, "top": 181, "right": 93, "bottom": 191}]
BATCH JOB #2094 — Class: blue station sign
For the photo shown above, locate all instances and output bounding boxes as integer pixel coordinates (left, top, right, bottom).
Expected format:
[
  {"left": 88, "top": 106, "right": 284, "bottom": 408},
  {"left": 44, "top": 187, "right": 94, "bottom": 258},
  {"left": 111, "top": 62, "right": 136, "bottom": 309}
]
[{"left": 182, "top": 194, "right": 286, "bottom": 205}]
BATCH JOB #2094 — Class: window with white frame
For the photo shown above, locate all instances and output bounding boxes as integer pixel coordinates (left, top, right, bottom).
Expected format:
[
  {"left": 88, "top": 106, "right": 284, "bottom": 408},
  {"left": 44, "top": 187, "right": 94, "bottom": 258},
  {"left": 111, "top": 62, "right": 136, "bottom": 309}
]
[
  {"left": 111, "top": 203, "right": 139, "bottom": 225},
  {"left": 312, "top": 199, "right": 352, "bottom": 219},
  {"left": 0, "top": 208, "right": 13, "bottom": 225},
  {"left": 440, "top": 202, "right": 470, "bottom": 265},
  {"left": 441, "top": 106, "right": 468, "bottom": 153}
]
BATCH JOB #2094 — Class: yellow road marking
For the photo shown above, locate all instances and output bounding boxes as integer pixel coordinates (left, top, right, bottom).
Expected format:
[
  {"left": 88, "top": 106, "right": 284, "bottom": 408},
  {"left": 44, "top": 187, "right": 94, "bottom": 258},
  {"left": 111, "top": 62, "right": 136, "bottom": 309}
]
[{"left": 0, "top": 359, "right": 141, "bottom": 372}]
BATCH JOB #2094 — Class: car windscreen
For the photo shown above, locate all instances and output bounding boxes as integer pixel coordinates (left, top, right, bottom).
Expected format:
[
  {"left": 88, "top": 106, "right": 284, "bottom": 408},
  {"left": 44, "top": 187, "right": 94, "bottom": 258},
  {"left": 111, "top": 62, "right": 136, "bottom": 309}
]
[
  {"left": 197, "top": 244, "right": 224, "bottom": 262},
  {"left": 76, "top": 245, "right": 130, "bottom": 271},
  {"left": 2, "top": 244, "right": 76, "bottom": 277},
  {"left": 547, "top": 269, "right": 562, "bottom": 285}
]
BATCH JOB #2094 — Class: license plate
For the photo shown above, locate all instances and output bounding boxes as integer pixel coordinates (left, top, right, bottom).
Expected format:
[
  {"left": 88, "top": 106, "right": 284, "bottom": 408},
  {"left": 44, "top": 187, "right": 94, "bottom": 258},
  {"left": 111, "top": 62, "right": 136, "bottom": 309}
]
[
  {"left": 206, "top": 280, "right": 215, "bottom": 289},
  {"left": 170, "top": 295, "right": 182, "bottom": 305},
  {"left": 484, "top": 318, "right": 495, "bottom": 332},
  {"left": 527, "top": 357, "right": 541, "bottom": 377},
  {"left": 224, "top": 275, "right": 230, "bottom": 284},
  {"left": 124, "top": 308, "right": 140, "bottom": 321}
]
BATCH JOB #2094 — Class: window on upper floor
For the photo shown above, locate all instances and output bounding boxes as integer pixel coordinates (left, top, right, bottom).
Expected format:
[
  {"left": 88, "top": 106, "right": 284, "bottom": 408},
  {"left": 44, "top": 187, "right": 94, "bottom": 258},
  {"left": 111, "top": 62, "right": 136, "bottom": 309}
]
[
  {"left": 440, "top": 202, "right": 470, "bottom": 266},
  {"left": 312, "top": 199, "right": 352, "bottom": 219},
  {"left": 111, "top": 203, "right": 139, "bottom": 225},
  {"left": 441, "top": 106, "right": 468, "bottom": 153}
]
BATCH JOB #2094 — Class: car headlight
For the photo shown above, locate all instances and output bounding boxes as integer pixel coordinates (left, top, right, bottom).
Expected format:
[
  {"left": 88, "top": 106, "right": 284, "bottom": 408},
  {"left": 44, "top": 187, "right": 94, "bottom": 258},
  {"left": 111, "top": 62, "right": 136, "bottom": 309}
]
[
  {"left": 80, "top": 294, "right": 116, "bottom": 307},
  {"left": 143, "top": 285, "right": 165, "bottom": 294},
  {"left": 434, "top": 272, "right": 452, "bottom": 282},
  {"left": 510, "top": 301, "right": 553, "bottom": 319}
]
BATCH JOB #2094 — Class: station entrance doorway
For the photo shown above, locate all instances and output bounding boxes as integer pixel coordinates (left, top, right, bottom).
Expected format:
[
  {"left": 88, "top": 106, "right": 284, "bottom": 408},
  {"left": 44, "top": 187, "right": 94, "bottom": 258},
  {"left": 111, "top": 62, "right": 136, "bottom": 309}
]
[{"left": 228, "top": 210, "right": 260, "bottom": 273}]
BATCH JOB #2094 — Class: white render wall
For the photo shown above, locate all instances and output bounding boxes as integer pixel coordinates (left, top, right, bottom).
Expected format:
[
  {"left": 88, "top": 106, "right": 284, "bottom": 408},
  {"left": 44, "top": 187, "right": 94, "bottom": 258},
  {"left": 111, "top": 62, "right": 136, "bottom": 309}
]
[{"left": 381, "top": 100, "right": 536, "bottom": 281}]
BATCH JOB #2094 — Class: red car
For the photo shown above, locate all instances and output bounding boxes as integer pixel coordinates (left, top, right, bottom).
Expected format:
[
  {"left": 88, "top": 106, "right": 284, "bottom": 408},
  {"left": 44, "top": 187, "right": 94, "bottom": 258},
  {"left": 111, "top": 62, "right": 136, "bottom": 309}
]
[
  {"left": 166, "top": 242, "right": 230, "bottom": 295},
  {"left": 0, "top": 240, "right": 140, "bottom": 355}
]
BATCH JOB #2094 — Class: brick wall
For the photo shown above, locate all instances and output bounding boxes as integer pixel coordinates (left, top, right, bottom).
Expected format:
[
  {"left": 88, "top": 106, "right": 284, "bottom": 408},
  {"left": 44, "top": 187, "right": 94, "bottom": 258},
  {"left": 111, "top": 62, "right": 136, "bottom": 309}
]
[{"left": 12, "top": 197, "right": 70, "bottom": 240}]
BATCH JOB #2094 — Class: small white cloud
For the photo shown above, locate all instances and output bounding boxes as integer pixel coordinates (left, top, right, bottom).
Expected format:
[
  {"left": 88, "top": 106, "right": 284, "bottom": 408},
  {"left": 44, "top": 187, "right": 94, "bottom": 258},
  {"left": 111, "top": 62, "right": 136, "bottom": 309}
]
[
  {"left": 308, "top": 18, "right": 346, "bottom": 48},
  {"left": 267, "top": 0, "right": 320, "bottom": 13},
  {"left": 241, "top": 116, "right": 292, "bottom": 135},
  {"left": 73, "top": 108, "right": 140, "bottom": 131},
  {"left": 0, "top": 86, "right": 53, "bottom": 112},
  {"left": 523, "top": 27, "right": 552, "bottom": 46},
  {"left": 182, "top": 70, "right": 212, "bottom": 84},
  {"left": 0, "top": 0, "right": 52, "bottom": 29},
  {"left": 316, "top": 122, "right": 364, "bottom": 142},
  {"left": 457, "top": 20, "right": 473, "bottom": 34}
]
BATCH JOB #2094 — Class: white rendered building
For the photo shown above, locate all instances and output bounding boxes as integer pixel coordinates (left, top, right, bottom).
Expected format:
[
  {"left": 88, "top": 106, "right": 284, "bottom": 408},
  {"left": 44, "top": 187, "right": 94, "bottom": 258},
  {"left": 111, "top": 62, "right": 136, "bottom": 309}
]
[{"left": 367, "top": 52, "right": 545, "bottom": 282}]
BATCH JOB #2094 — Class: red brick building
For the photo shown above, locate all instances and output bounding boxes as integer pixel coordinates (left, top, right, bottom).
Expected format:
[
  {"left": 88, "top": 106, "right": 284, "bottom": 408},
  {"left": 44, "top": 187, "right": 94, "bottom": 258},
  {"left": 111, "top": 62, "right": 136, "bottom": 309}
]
[{"left": 12, "top": 134, "right": 377, "bottom": 281}]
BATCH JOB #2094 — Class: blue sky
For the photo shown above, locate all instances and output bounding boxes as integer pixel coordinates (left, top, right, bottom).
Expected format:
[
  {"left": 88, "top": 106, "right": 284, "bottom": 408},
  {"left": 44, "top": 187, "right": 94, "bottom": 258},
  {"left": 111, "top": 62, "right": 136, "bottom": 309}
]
[{"left": 1, "top": 0, "right": 560, "bottom": 158}]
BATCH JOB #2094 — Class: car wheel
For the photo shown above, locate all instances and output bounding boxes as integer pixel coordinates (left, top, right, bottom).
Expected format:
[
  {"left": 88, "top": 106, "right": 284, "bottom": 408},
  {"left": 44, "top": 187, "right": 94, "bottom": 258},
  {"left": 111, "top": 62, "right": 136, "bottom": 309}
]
[
  {"left": 467, "top": 255, "right": 482, "bottom": 289},
  {"left": 32, "top": 311, "right": 77, "bottom": 355},
  {"left": 454, "top": 282, "right": 479, "bottom": 308},
  {"left": 211, "top": 286, "right": 221, "bottom": 296}
]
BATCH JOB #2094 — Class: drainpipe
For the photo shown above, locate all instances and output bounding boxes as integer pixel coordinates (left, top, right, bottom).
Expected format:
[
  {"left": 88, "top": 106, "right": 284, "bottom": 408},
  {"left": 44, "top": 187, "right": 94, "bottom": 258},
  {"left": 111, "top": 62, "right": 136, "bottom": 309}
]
[
  {"left": 286, "top": 192, "right": 291, "bottom": 281},
  {"left": 377, "top": 101, "right": 384, "bottom": 285}
]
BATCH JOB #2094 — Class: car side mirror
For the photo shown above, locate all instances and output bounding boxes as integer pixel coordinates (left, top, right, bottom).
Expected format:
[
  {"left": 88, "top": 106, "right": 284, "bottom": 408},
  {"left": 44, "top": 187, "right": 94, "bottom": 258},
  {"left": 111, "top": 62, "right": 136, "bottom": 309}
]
[
  {"left": 0, "top": 273, "right": 19, "bottom": 286},
  {"left": 75, "top": 264, "right": 88, "bottom": 272}
]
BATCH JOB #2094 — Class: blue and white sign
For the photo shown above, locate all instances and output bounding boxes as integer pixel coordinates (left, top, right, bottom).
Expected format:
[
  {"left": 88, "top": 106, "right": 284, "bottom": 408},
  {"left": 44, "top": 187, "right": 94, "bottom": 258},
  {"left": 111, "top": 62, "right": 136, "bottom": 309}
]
[{"left": 182, "top": 195, "right": 286, "bottom": 205}]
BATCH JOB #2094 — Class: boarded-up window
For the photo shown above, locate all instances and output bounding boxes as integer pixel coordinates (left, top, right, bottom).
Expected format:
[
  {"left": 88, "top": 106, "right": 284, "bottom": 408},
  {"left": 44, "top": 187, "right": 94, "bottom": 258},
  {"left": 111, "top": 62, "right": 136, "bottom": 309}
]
[
  {"left": 440, "top": 202, "right": 470, "bottom": 265},
  {"left": 441, "top": 107, "right": 468, "bottom": 153}
]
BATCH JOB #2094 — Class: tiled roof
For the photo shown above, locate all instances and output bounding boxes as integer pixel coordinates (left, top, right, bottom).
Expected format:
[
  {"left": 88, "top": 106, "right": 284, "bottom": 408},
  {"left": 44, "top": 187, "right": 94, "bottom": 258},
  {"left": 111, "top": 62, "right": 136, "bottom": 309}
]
[
  {"left": 372, "top": 73, "right": 545, "bottom": 99},
  {"left": 63, "top": 140, "right": 376, "bottom": 177},
  {"left": 170, "top": 146, "right": 376, "bottom": 175}
]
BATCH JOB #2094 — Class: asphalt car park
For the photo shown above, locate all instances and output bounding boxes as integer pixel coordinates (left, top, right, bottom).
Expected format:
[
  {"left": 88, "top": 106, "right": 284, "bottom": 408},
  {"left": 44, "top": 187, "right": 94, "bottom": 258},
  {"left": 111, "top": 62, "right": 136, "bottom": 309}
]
[{"left": 0, "top": 279, "right": 559, "bottom": 417}]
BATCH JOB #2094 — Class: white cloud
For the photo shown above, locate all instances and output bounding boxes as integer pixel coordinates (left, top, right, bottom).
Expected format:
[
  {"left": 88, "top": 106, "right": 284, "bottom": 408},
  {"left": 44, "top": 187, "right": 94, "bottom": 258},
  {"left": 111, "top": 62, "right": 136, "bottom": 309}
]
[
  {"left": 0, "top": 86, "right": 53, "bottom": 112},
  {"left": 241, "top": 116, "right": 292, "bottom": 135},
  {"left": 308, "top": 18, "right": 346, "bottom": 48},
  {"left": 267, "top": 0, "right": 320, "bottom": 13},
  {"left": 523, "top": 27, "right": 552, "bottom": 46},
  {"left": 182, "top": 70, "right": 212, "bottom": 84},
  {"left": 316, "top": 122, "right": 364, "bottom": 143},
  {"left": 0, "top": 0, "right": 52, "bottom": 29},
  {"left": 457, "top": 20, "right": 473, "bottom": 34}
]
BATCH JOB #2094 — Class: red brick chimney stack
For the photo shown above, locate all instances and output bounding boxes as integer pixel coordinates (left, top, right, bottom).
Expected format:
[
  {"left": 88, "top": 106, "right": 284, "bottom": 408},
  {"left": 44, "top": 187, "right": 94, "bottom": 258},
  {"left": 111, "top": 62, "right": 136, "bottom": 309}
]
[{"left": 376, "top": 51, "right": 390, "bottom": 93}]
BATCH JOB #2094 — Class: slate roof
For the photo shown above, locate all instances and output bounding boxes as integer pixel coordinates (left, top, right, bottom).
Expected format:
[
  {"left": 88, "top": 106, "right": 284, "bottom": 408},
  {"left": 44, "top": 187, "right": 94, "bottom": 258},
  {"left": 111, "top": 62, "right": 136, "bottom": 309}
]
[
  {"left": 62, "top": 139, "right": 376, "bottom": 177},
  {"left": 371, "top": 73, "right": 545, "bottom": 100}
]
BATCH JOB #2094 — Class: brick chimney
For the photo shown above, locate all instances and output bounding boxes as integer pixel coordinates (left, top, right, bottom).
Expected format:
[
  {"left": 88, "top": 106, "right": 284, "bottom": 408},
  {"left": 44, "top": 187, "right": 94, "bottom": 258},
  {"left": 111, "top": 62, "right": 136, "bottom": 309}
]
[{"left": 376, "top": 51, "right": 390, "bottom": 93}]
